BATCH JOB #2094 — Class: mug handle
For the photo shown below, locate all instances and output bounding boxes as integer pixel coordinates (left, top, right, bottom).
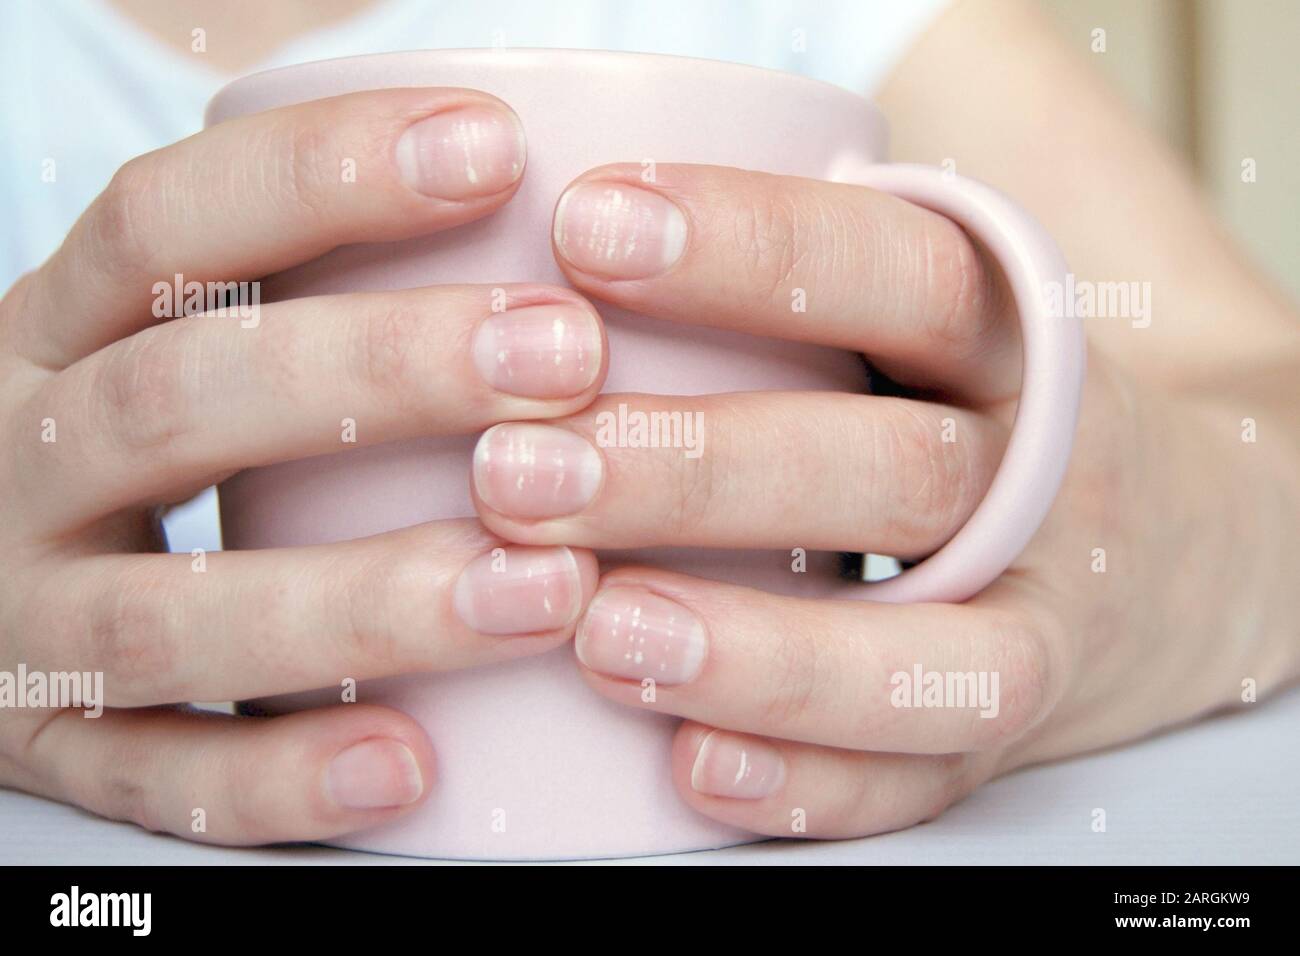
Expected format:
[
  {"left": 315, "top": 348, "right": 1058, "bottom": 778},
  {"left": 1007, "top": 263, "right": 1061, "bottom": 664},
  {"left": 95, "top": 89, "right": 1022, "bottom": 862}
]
[{"left": 828, "top": 160, "right": 1086, "bottom": 604}]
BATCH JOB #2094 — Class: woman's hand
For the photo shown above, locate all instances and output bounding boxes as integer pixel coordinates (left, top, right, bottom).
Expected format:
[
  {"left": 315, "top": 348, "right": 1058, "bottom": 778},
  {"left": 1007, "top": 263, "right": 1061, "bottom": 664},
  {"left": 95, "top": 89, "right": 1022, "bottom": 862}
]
[
  {"left": 472, "top": 162, "right": 1300, "bottom": 838},
  {"left": 0, "top": 88, "right": 606, "bottom": 844}
]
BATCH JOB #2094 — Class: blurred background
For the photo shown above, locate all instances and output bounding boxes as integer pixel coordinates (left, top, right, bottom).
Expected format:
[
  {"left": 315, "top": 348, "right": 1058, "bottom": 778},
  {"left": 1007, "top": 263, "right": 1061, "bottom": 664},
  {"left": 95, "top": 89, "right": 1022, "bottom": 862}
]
[{"left": 1040, "top": 0, "right": 1298, "bottom": 301}]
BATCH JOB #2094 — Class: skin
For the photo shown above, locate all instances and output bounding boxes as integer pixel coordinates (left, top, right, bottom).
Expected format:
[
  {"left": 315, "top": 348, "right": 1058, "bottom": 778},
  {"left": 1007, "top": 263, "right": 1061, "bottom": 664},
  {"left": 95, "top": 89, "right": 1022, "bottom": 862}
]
[
  {"left": 2, "top": 0, "right": 1297, "bottom": 844},
  {"left": 0, "top": 86, "right": 605, "bottom": 843}
]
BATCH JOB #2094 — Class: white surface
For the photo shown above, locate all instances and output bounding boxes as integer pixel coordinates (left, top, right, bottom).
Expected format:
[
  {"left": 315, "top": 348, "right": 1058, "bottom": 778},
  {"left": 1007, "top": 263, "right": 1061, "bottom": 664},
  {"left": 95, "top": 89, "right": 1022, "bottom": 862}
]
[{"left": 3, "top": 685, "right": 1296, "bottom": 865}]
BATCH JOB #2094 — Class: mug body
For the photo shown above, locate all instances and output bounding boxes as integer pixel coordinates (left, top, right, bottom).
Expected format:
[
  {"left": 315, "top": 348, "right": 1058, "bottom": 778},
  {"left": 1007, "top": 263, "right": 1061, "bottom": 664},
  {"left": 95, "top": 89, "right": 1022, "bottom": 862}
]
[{"left": 208, "top": 49, "right": 887, "bottom": 859}]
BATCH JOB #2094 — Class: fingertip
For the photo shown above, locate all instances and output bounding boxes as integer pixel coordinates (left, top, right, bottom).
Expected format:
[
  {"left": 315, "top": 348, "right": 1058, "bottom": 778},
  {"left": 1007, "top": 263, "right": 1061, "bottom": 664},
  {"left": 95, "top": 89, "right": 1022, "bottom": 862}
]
[
  {"left": 669, "top": 722, "right": 762, "bottom": 827},
  {"left": 326, "top": 738, "right": 426, "bottom": 810},
  {"left": 450, "top": 544, "right": 592, "bottom": 638},
  {"left": 572, "top": 546, "right": 601, "bottom": 615},
  {"left": 287, "top": 705, "right": 437, "bottom": 820},
  {"left": 394, "top": 98, "right": 527, "bottom": 202},
  {"left": 670, "top": 720, "right": 716, "bottom": 793}
]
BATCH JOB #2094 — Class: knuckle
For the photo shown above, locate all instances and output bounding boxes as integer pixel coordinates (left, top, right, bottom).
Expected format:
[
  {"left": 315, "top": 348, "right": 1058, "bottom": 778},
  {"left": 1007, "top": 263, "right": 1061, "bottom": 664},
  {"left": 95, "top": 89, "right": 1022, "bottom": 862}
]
[
  {"left": 0, "top": 709, "right": 57, "bottom": 779},
  {"left": 17, "top": 709, "right": 163, "bottom": 833},
  {"left": 97, "top": 328, "right": 198, "bottom": 457},
  {"left": 251, "top": 314, "right": 306, "bottom": 392},
  {"left": 875, "top": 405, "right": 970, "bottom": 548},
  {"left": 921, "top": 753, "right": 974, "bottom": 821},
  {"left": 80, "top": 571, "right": 185, "bottom": 703},
  {"left": 0, "top": 270, "right": 38, "bottom": 337},
  {"left": 652, "top": 399, "right": 749, "bottom": 540},
  {"left": 915, "top": 215, "right": 1002, "bottom": 358},
  {"left": 669, "top": 437, "right": 721, "bottom": 537},
  {"left": 819, "top": 762, "right": 873, "bottom": 835},
  {"left": 223, "top": 755, "right": 282, "bottom": 840},
  {"left": 0, "top": 725, "right": 23, "bottom": 774},
  {"left": 90, "top": 158, "right": 161, "bottom": 279},
  {"left": 95, "top": 759, "right": 165, "bottom": 833},
  {"left": 731, "top": 188, "right": 807, "bottom": 302},
  {"left": 350, "top": 301, "right": 432, "bottom": 415},
  {"left": 282, "top": 118, "right": 340, "bottom": 222},
  {"left": 972, "top": 615, "right": 1053, "bottom": 747},
  {"left": 333, "top": 549, "right": 428, "bottom": 671},
  {"left": 757, "top": 624, "right": 821, "bottom": 730}
]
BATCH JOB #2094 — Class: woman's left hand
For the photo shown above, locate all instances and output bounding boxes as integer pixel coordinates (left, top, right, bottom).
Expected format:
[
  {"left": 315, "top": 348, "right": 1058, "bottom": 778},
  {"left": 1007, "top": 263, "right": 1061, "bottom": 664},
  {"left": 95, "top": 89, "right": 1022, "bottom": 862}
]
[{"left": 471, "top": 163, "right": 1300, "bottom": 838}]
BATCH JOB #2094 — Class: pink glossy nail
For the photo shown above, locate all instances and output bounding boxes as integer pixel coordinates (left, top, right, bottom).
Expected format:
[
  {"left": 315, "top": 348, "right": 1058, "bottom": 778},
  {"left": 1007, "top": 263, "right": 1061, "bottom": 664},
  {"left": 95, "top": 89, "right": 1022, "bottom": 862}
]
[
  {"left": 473, "top": 423, "right": 602, "bottom": 518},
  {"left": 396, "top": 105, "right": 526, "bottom": 199},
  {"left": 453, "top": 545, "right": 584, "bottom": 635},
  {"left": 326, "top": 739, "right": 424, "bottom": 809},
  {"left": 691, "top": 731, "right": 786, "bottom": 800},
  {"left": 577, "top": 587, "right": 706, "bottom": 684},
  {"left": 472, "top": 304, "right": 601, "bottom": 398},
  {"left": 553, "top": 182, "right": 688, "bottom": 278}
]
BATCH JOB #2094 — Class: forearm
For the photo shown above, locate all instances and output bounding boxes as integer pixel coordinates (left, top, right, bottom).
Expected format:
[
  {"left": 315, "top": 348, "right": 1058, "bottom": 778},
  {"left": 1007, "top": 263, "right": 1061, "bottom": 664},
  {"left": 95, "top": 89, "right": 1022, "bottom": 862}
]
[
  {"left": 878, "top": 0, "right": 1300, "bottom": 388},
  {"left": 1183, "top": 384, "right": 1300, "bottom": 698}
]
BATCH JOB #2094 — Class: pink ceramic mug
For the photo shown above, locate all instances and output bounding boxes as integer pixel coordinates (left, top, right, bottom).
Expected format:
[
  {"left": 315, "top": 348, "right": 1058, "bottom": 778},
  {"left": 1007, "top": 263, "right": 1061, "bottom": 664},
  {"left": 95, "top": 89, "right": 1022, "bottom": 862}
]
[{"left": 206, "top": 49, "right": 1084, "bottom": 859}]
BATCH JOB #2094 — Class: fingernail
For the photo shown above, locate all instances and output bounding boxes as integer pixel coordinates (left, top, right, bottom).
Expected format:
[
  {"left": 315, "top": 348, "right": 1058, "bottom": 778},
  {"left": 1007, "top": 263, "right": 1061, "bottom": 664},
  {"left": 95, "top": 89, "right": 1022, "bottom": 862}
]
[
  {"left": 473, "top": 423, "right": 602, "bottom": 518},
  {"left": 690, "top": 731, "right": 786, "bottom": 800},
  {"left": 396, "top": 105, "right": 526, "bottom": 199},
  {"left": 453, "top": 545, "right": 583, "bottom": 635},
  {"left": 472, "top": 303, "right": 602, "bottom": 398},
  {"left": 326, "top": 739, "right": 424, "bottom": 809},
  {"left": 576, "top": 587, "right": 707, "bottom": 685},
  {"left": 553, "top": 182, "right": 688, "bottom": 278}
]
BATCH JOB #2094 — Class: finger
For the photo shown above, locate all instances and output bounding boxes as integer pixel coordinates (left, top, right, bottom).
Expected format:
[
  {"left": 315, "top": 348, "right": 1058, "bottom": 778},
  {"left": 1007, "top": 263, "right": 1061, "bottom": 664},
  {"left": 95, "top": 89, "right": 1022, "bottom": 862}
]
[
  {"left": 9, "top": 704, "right": 435, "bottom": 845},
  {"left": 572, "top": 569, "right": 1058, "bottom": 754},
  {"left": 551, "top": 163, "right": 1018, "bottom": 401},
  {"left": 670, "top": 722, "right": 989, "bottom": 839},
  {"left": 471, "top": 392, "right": 1004, "bottom": 560},
  {"left": 14, "top": 520, "right": 597, "bottom": 706},
  {"left": 14, "top": 87, "right": 528, "bottom": 369},
  {"left": 15, "top": 284, "right": 604, "bottom": 535}
]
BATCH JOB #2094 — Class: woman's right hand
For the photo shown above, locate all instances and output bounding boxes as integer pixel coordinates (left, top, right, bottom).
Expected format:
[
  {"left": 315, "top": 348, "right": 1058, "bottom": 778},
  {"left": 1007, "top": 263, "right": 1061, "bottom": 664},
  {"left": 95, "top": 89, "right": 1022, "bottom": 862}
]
[{"left": 0, "top": 88, "right": 604, "bottom": 844}]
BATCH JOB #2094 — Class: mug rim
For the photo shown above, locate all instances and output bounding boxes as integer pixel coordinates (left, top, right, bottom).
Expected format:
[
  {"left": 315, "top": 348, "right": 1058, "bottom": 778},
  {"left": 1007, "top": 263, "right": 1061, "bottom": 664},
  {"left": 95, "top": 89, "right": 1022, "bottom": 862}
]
[{"left": 206, "top": 46, "right": 883, "bottom": 127}]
